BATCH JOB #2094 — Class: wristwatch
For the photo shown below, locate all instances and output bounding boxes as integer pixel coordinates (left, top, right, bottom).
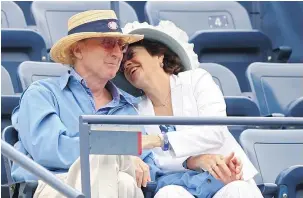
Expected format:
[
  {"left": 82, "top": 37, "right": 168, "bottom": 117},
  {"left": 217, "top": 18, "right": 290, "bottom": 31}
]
[{"left": 158, "top": 133, "right": 170, "bottom": 151}]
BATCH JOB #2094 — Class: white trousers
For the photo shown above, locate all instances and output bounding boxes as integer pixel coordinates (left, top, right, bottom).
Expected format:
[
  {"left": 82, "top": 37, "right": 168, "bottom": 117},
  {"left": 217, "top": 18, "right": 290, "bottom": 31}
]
[
  {"left": 34, "top": 155, "right": 144, "bottom": 198},
  {"left": 154, "top": 179, "right": 264, "bottom": 198}
]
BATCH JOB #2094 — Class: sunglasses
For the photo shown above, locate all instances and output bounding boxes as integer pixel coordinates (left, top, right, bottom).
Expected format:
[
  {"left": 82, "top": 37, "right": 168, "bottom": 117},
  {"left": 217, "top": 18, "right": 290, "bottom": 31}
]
[{"left": 98, "top": 37, "right": 129, "bottom": 53}]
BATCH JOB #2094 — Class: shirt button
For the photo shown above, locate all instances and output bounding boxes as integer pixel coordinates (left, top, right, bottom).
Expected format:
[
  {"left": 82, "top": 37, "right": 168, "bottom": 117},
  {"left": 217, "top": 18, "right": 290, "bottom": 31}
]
[{"left": 207, "top": 179, "right": 211, "bottom": 183}]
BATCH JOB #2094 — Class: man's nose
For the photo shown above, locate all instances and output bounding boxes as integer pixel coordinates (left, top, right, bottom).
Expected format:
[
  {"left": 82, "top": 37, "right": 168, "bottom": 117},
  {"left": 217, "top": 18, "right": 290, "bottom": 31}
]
[{"left": 110, "top": 43, "right": 123, "bottom": 58}]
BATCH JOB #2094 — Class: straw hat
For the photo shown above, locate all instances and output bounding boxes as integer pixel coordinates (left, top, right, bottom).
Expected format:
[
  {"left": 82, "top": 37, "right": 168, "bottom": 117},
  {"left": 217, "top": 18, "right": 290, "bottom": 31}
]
[{"left": 50, "top": 10, "right": 144, "bottom": 65}]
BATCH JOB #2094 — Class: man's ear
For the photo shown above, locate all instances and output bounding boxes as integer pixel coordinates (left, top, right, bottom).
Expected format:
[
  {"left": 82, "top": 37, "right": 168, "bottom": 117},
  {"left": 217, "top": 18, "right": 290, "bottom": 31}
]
[{"left": 72, "top": 42, "right": 83, "bottom": 60}]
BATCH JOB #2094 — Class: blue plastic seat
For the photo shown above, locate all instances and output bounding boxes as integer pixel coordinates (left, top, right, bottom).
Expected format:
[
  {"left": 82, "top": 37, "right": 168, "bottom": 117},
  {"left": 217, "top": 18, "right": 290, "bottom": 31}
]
[
  {"left": 200, "top": 63, "right": 260, "bottom": 116},
  {"left": 1, "top": 1, "right": 27, "bottom": 28},
  {"left": 192, "top": 31, "right": 273, "bottom": 92},
  {"left": 1, "top": 95, "right": 20, "bottom": 198},
  {"left": 246, "top": 62, "right": 303, "bottom": 116},
  {"left": 1, "top": 29, "right": 47, "bottom": 93},
  {"left": 1, "top": 66, "right": 14, "bottom": 95},
  {"left": 201, "top": 63, "right": 260, "bottom": 142},
  {"left": 2, "top": 126, "right": 38, "bottom": 198},
  {"left": 31, "top": 1, "right": 139, "bottom": 49},
  {"left": 145, "top": 1, "right": 252, "bottom": 36},
  {"left": 18, "top": 61, "right": 69, "bottom": 91},
  {"left": 240, "top": 129, "right": 303, "bottom": 198}
]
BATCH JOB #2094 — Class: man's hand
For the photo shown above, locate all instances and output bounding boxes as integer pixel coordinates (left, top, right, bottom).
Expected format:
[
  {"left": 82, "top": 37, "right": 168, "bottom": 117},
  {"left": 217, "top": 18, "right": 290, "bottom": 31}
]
[
  {"left": 132, "top": 156, "right": 151, "bottom": 188},
  {"left": 187, "top": 152, "right": 243, "bottom": 184},
  {"left": 142, "top": 135, "right": 162, "bottom": 149}
]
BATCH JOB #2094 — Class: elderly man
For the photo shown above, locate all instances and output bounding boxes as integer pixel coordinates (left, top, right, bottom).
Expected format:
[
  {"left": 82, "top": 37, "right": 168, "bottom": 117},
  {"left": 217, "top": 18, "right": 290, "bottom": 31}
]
[{"left": 11, "top": 10, "right": 144, "bottom": 198}]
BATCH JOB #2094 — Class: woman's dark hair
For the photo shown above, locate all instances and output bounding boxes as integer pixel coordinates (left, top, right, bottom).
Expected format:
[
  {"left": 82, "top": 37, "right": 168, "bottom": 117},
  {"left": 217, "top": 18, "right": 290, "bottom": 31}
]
[{"left": 126, "top": 39, "right": 184, "bottom": 75}]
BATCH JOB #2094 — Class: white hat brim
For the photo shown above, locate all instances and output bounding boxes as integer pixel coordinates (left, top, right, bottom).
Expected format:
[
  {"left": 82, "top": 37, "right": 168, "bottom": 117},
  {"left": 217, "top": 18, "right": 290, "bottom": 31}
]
[{"left": 128, "top": 28, "right": 192, "bottom": 71}]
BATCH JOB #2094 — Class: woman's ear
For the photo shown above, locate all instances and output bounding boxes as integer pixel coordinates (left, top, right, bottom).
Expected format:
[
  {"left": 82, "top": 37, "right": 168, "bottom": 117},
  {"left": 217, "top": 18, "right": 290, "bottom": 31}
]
[{"left": 158, "top": 54, "right": 164, "bottom": 65}]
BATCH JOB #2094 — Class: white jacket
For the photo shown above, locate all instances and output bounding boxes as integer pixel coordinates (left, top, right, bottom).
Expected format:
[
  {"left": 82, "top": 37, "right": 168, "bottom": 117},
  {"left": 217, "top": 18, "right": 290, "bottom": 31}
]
[{"left": 136, "top": 68, "right": 258, "bottom": 181}]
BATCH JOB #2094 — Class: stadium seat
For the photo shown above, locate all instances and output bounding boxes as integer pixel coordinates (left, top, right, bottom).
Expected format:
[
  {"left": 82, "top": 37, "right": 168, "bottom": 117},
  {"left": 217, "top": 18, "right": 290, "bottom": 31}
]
[
  {"left": 286, "top": 96, "right": 303, "bottom": 117},
  {"left": 240, "top": 129, "right": 303, "bottom": 198},
  {"left": 246, "top": 62, "right": 303, "bottom": 116},
  {"left": 200, "top": 63, "right": 260, "bottom": 142},
  {"left": 200, "top": 63, "right": 260, "bottom": 116},
  {"left": 1, "top": 1, "right": 27, "bottom": 28},
  {"left": 1, "top": 95, "right": 20, "bottom": 132},
  {"left": 145, "top": 1, "right": 277, "bottom": 92},
  {"left": 191, "top": 31, "right": 273, "bottom": 92},
  {"left": 145, "top": 1, "right": 252, "bottom": 36},
  {"left": 2, "top": 126, "right": 38, "bottom": 198},
  {"left": 31, "top": 1, "right": 139, "bottom": 49},
  {"left": 1, "top": 29, "right": 48, "bottom": 93},
  {"left": 1, "top": 66, "right": 14, "bottom": 95},
  {"left": 18, "top": 61, "right": 69, "bottom": 91},
  {"left": 1, "top": 95, "right": 20, "bottom": 198}
]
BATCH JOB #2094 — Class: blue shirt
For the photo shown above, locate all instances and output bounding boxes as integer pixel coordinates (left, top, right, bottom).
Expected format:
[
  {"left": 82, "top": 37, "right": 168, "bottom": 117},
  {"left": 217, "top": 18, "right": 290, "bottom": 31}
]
[{"left": 11, "top": 69, "right": 141, "bottom": 182}]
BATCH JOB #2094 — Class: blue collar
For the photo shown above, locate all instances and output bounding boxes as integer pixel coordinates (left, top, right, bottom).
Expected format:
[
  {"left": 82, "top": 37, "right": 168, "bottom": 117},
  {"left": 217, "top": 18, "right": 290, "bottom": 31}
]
[{"left": 58, "top": 69, "right": 140, "bottom": 105}]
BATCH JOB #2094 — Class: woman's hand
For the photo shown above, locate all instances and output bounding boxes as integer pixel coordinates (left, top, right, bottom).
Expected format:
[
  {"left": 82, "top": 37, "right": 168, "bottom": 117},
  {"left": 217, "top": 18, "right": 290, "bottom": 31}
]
[
  {"left": 187, "top": 152, "right": 243, "bottom": 184},
  {"left": 132, "top": 156, "right": 151, "bottom": 187}
]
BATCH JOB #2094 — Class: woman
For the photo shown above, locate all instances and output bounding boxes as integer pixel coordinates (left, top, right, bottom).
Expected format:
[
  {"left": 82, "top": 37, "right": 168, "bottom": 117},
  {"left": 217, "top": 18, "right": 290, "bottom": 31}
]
[{"left": 122, "top": 21, "right": 263, "bottom": 198}]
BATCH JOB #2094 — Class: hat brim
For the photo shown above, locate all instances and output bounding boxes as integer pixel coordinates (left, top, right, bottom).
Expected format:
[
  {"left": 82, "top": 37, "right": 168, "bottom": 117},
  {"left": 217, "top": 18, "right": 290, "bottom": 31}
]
[
  {"left": 50, "top": 32, "right": 143, "bottom": 65},
  {"left": 128, "top": 28, "right": 192, "bottom": 71}
]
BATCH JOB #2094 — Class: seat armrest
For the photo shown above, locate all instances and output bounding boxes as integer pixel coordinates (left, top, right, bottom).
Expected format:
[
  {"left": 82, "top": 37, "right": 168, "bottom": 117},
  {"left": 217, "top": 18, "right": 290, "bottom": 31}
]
[
  {"left": 257, "top": 183, "right": 278, "bottom": 196},
  {"left": 142, "top": 181, "right": 157, "bottom": 198},
  {"left": 10, "top": 181, "right": 38, "bottom": 198},
  {"left": 275, "top": 165, "right": 303, "bottom": 198}
]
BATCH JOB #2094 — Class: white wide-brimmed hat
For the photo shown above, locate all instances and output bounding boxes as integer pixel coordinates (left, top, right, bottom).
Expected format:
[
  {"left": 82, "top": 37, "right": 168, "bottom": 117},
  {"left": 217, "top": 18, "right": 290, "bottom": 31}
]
[
  {"left": 50, "top": 10, "right": 144, "bottom": 65},
  {"left": 123, "top": 21, "right": 200, "bottom": 71}
]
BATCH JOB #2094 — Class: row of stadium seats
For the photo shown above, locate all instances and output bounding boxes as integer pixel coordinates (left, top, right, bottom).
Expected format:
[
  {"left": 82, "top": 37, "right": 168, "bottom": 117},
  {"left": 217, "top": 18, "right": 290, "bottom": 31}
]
[
  {"left": 1, "top": 1, "right": 292, "bottom": 93},
  {"left": 2, "top": 61, "right": 302, "bottom": 119}
]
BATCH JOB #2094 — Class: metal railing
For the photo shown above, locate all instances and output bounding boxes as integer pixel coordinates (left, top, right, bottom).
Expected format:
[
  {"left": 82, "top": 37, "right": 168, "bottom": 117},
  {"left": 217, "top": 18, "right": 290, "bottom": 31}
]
[
  {"left": 79, "top": 115, "right": 303, "bottom": 198},
  {"left": 1, "top": 140, "right": 85, "bottom": 198}
]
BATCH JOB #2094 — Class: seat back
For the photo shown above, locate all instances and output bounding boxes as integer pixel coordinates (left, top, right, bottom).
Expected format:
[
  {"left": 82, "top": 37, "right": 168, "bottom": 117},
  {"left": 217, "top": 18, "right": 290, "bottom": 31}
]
[
  {"left": 1, "top": 29, "right": 48, "bottom": 92},
  {"left": 200, "top": 63, "right": 241, "bottom": 96},
  {"left": 192, "top": 31, "right": 273, "bottom": 92},
  {"left": 145, "top": 1, "right": 252, "bottom": 37},
  {"left": 246, "top": 63, "right": 303, "bottom": 116},
  {"left": 1, "top": 66, "right": 14, "bottom": 95},
  {"left": 31, "top": 1, "right": 138, "bottom": 48},
  {"left": 240, "top": 129, "right": 303, "bottom": 184},
  {"left": 1, "top": 1, "right": 27, "bottom": 28},
  {"left": 18, "top": 61, "right": 69, "bottom": 91},
  {"left": 1, "top": 95, "right": 20, "bottom": 132}
]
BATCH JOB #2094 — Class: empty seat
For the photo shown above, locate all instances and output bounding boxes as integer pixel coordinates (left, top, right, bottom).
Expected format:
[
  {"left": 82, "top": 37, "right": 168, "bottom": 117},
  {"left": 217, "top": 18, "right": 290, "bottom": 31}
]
[
  {"left": 246, "top": 63, "right": 303, "bottom": 116},
  {"left": 200, "top": 63, "right": 260, "bottom": 142},
  {"left": 1, "top": 96, "right": 20, "bottom": 198},
  {"left": 240, "top": 129, "right": 303, "bottom": 198},
  {"left": 286, "top": 96, "right": 303, "bottom": 117},
  {"left": 145, "top": 1, "right": 252, "bottom": 36},
  {"left": 200, "top": 63, "right": 260, "bottom": 116},
  {"left": 1, "top": 66, "right": 14, "bottom": 95},
  {"left": 1, "top": 29, "right": 48, "bottom": 93},
  {"left": 191, "top": 30, "right": 273, "bottom": 92},
  {"left": 31, "top": 1, "right": 138, "bottom": 49},
  {"left": 18, "top": 61, "right": 69, "bottom": 91},
  {"left": 1, "top": 95, "right": 20, "bottom": 131},
  {"left": 1, "top": 1, "right": 27, "bottom": 28},
  {"left": 200, "top": 63, "right": 242, "bottom": 96}
]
